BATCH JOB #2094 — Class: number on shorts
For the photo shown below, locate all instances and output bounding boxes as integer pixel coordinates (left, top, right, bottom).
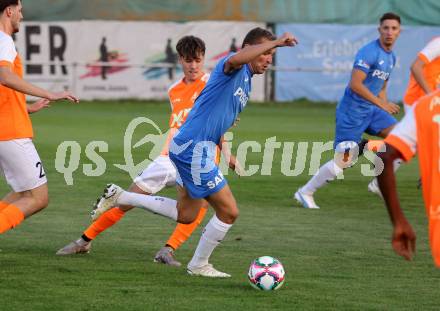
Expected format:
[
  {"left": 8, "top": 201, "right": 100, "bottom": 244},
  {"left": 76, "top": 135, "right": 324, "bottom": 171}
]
[{"left": 36, "top": 161, "right": 46, "bottom": 178}]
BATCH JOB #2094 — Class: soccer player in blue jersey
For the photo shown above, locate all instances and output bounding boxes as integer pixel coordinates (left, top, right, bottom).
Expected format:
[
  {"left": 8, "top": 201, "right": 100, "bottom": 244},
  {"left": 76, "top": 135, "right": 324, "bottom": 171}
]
[
  {"left": 294, "top": 12, "right": 402, "bottom": 209},
  {"left": 92, "top": 28, "right": 297, "bottom": 277}
]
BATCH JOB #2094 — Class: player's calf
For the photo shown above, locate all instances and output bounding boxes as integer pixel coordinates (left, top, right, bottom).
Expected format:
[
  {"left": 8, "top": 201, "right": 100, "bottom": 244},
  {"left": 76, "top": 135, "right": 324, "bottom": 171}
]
[{"left": 15, "top": 184, "right": 49, "bottom": 218}]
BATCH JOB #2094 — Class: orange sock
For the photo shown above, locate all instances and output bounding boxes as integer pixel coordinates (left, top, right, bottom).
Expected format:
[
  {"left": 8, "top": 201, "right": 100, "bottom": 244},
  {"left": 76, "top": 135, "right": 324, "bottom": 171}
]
[
  {"left": 166, "top": 207, "right": 208, "bottom": 250},
  {"left": 0, "top": 201, "right": 8, "bottom": 211},
  {"left": 367, "top": 140, "right": 385, "bottom": 153},
  {"left": 0, "top": 204, "right": 25, "bottom": 234},
  {"left": 83, "top": 207, "right": 126, "bottom": 240}
]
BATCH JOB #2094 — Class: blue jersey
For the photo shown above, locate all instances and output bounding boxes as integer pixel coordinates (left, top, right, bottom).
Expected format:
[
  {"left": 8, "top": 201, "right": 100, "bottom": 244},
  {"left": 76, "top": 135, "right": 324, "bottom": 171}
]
[
  {"left": 339, "top": 39, "right": 396, "bottom": 113},
  {"left": 172, "top": 53, "right": 252, "bottom": 150},
  {"left": 168, "top": 53, "right": 252, "bottom": 198},
  {"left": 334, "top": 39, "right": 397, "bottom": 150}
]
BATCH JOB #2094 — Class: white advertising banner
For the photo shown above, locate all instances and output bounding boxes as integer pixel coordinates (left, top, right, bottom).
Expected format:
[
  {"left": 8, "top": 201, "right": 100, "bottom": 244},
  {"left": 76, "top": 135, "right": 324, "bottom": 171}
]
[{"left": 13, "top": 21, "right": 266, "bottom": 101}]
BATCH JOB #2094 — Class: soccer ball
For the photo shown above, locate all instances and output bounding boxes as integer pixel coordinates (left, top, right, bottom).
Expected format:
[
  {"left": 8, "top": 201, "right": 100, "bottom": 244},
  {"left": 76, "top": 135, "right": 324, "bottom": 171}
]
[{"left": 248, "top": 256, "right": 285, "bottom": 291}]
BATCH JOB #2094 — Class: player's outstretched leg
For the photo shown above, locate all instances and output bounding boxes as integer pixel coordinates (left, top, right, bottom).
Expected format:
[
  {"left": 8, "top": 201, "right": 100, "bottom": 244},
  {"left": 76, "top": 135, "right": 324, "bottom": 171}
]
[
  {"left": 57, "top": 183, "right": 148, "bottom": 255},
  {"left": 187, "top": 185, "right": 237, "bottom": 278},
  {"left": 56, "top": 208, "right": 125, "bottom": 255},
  {"left": 92, "top": 183, "right": 180, "bottom": 222},
  {"left": 294, "top": 159, "right": 344, "bottom": 209},
  {"left": 154, "top": 206, "right": 208, "bottom": 266}
]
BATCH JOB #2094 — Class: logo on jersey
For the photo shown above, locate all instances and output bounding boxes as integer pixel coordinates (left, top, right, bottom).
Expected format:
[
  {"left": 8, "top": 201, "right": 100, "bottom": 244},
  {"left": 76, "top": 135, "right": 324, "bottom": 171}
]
[
  {"left": 170, "top": 108, "right": 192, "bottom": 128},
  {"left": 357, "top": 59, "right": 370, "bottom": 69},
  {"left": 372, "top": 69, "right": 390, "bottom": 81},
  {"left": 430, "top": 96, "right": 440, "bottom": 111},
  {"left": 234, "top": 87, "right": 249, "bottom": 108},
  {"left": 207, "top": 171, "right": 225, "bottom": 189},
  {"left": 379, "top": 60, "right": 384, "bottom": 65}
]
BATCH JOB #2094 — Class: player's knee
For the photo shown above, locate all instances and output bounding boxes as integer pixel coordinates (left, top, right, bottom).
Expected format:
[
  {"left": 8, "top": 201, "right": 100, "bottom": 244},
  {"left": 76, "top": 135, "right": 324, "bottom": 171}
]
[
  {"left": 334, "top": 153, "right": 354, "bottom": 169},
  {"left": 176, "top": 207, "right": 197, "bottom": 224},
  {"left": 34, "top": 194, "right": 49, "bottom": 210},
  {"left": 177, "top": 213, "right": 196, "bottom": 224},
  {"left": 220, "top": 208, "right": 239, "bottom": 224},
  {"left": 118, "top": 205, "right": 134, "bottom": 212}
]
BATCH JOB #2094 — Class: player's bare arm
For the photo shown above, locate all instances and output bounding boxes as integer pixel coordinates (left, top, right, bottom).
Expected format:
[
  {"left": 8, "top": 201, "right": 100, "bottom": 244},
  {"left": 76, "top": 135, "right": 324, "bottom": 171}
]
[
  {"left": 378, "top": 80, "right": 388, "bottom": 102},
  {"left": 410, "top": 57, "right": 432, "bottom": 95},
  {"left": 27, "top": 99, "right": 50, "bottom": 114},
  {"left": 224, "top": 32, "right": 297, "bottom": 74},
  {"left": 377, "top": 144, "right": 416, "bottom": 261},
  {"left": 219, "top": 136, "right": 243, "bottom": 176},
  {"left": 350, "top": 69, "right": 399, "bottom": 114},
  {"left": 378, "top": 80, "right": 399, "bottom": 113},
  {"left": 0, "top": 66, "right": 79, "bottom": 103}
]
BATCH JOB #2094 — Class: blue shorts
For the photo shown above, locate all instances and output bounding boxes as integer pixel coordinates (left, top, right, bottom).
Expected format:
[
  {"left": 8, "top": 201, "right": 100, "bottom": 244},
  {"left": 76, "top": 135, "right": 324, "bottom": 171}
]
[
  {"left": 334, "top": 105, "right": 397, "bottom": 152},
  {"left": 169, "top": 147, "right": 227, "bottom": 199}
]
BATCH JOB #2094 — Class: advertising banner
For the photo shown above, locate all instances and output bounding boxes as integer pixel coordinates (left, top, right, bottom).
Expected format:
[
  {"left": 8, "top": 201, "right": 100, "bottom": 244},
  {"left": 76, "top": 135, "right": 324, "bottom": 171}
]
[
  {"left": 14, "top": 21, "right": 266, "bottom": 101},
  {"left": 275, "top": 24, "right": 440, "bottom": 102}
]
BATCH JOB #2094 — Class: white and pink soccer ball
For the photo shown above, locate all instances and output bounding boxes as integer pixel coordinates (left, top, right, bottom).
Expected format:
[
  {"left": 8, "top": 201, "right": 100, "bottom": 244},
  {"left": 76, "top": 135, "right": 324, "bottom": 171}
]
[{"left": 248, "top": 256, "right": 285, "bottom": 291}]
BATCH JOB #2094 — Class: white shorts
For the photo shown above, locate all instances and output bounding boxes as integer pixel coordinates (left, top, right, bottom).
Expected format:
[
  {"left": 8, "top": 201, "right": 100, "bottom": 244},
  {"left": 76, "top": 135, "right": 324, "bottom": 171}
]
[
  {"left": 133, "top": 155, "right": 177, "bottom": 194},
  {"left": 0, "top": 138, "right": 47, "bottom": 192},
  {"left": 403, "top": 102, "right": 413, "bottom": 114}
]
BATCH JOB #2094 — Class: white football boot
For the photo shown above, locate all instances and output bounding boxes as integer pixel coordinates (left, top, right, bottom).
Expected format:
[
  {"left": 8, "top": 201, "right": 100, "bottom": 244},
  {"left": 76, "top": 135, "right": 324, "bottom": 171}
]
[
  {"left": 368, "top": 178, "right": 384, "bottom": 199},
  {"left": 187, "top": 264, "right": 231, "bottom": 278},
  {"left": 294, "top": 188, "right": 320, "bottom": 209},
  {"left": 91, "top": 184, "right": 123, "bottom": 221}
]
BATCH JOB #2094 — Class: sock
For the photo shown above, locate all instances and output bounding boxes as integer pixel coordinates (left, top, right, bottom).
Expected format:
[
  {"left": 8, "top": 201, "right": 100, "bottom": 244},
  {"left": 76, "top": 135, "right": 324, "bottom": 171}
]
[
  {"left": 166, "top": 207, "right": 208, "bottom": 250},
  {"left": 116, "top": 192, "right": 177, "bottom": 221},
  {"left": 0, "top": 201, "right": 8, "bottom": 211},
  {"left": 188, "top": 214, "right": 232, "bottom": 268},
  {"left": 370, "top": 158, "right": 402, "bottom": 187},
  {"left": 301, "top": 159, "right": 344, "bottom": 194},
  {"left": 82, "top": 207, "right": 126, "bottom": 241},
  {"left": 0, "top": 204, "right": 25, "bottom": 234}
]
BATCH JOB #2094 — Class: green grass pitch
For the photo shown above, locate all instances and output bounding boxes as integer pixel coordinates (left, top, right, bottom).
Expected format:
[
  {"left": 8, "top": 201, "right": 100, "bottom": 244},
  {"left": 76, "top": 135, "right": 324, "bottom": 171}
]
[{"left": 0, "top": 100, "right": 438, "bottom": 310}]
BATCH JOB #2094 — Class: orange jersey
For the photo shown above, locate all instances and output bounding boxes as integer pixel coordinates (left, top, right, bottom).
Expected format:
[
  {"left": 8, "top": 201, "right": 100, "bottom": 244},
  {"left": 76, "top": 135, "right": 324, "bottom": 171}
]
[
  {"left": 404, "top": 37, "right": 440, "bottom": 105},
  {"left": 0, "top": 31, "right": 33, "bottom": 140},
  {"left": 385, "top": 90, "right": 440, "bottom": 265},
  {"left": 160, "top": 73, "right": 209, "bottom": 156}
]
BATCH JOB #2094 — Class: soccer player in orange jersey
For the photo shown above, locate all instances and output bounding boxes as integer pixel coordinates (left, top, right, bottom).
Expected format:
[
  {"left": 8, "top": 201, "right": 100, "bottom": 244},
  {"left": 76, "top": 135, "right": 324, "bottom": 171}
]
[
  {"left": 0, "top": 0, "right": 79, "bottom": 235},
  {"left": 403, "top": 36, "right": 440, "bottom": 112},
  {"left": 377, "top": 89, "right": 440, "bottom": 266},
  {"left": 56, "top": 36, "right": 241, "bottom": 267}
]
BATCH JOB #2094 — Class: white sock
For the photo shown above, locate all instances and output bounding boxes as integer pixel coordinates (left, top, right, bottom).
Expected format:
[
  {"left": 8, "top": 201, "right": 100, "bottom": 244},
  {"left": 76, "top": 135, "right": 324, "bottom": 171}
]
[
  {"left": 116, "top": 192, "right": 178, "bottom": 221},
  {"left": 393, "top": 158, "right": 402, "bottom": 171},
  {"left": 301, "top": 159, "right": 344, "bottom": 194},
  {"left": 188, "top": 214, "right": 232, "bottom": 268}
]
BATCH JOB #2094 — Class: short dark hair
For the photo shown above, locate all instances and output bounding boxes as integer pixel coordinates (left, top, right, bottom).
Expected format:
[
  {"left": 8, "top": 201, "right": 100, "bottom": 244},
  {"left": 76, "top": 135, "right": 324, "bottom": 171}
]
[
  {"left": 176, "top": 36, "right": 206, "bottom": 59},
  {"left": 241, "top": 27, "right": 276, "bottom": 48},
  {"left": 380, "top": 12, "right": 401, "bottom": 24},
  {"left": 0, "top": 0, "right": 20, "bottom": 13}
]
